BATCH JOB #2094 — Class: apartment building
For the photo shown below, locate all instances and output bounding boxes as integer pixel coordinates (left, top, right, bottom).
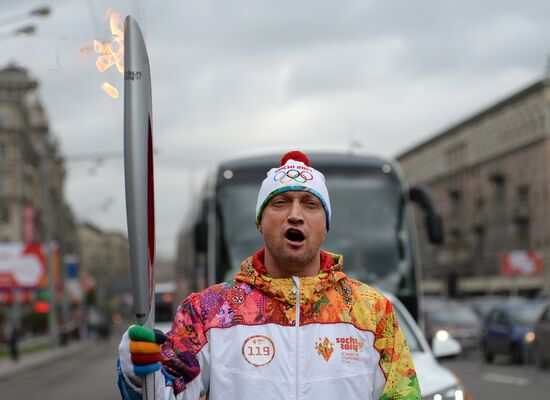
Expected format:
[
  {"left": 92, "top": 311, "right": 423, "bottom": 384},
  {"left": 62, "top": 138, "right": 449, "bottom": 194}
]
[
  {"left": 397, "top": 76, "right": 550, "bottom": 296},
  {"left": 0, "top": 64, "right": 76, "bottom": 249}
]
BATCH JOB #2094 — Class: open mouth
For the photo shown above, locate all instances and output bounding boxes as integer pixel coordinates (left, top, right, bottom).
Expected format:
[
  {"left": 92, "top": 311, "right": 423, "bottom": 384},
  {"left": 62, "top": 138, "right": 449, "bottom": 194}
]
[{"left": 285, "top": 228, "right": 305, "bottom": 244}]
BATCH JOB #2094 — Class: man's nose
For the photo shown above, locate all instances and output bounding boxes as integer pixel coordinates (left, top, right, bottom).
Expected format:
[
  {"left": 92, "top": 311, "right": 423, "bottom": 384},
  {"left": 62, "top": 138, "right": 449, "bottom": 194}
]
[{"left": 287, "top": 200, "right": 304, "bottom": 223}]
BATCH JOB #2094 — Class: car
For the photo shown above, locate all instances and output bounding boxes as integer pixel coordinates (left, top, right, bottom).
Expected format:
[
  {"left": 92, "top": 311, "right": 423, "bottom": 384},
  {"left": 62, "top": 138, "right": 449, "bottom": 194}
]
[
  {"left": 481, "top": 301, "right": 546, "bottom": 364},
  {"left": 533, "top": 302, "right": 550, "bottom": 369},
  {"left": 423, "top": 298, "right": 482, "bottom": 353},
  {"left": 463, "top": 296, "right": 512, "bottom": 321},
  {"left": 386, "top": 293, "right": 472, "bottom": 400}
]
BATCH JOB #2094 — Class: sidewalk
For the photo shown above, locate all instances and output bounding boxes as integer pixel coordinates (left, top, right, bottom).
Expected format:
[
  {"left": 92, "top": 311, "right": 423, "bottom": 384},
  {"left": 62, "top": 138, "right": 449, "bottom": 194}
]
[{"left": 0, "top": 339, "right": 94, "bottom": 381}]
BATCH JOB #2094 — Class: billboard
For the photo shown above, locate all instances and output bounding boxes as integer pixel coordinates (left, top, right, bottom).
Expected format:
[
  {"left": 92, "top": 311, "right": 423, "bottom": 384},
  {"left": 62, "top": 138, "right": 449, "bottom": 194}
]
[
  {"left": 0, "top": 242, "right": 52, "bottom": 289},
  {"left": 500, "top": 251, "right": 543, "bottom": 276}
]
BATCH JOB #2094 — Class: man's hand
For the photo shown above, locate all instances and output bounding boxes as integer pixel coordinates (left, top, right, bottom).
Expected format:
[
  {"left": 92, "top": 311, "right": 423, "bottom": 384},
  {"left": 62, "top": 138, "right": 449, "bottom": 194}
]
[{"left": 118, "top": 325, "right": 167, "bottom": 385}]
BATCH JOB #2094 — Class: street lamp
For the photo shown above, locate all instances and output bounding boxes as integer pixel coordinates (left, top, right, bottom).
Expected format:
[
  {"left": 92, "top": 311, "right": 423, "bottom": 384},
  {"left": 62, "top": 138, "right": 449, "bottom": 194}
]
[
  {"left": 15, "top": 24, "right": 36, "bottom": 35},
  {"left": 0, "top": 23, "right": 37, "bottom": 41},
  {"left": 0, "top": 5, "right": 51, "bottom": 28},
  {"left": 30, "top": 6, "right": 51, "bottom": 17}
]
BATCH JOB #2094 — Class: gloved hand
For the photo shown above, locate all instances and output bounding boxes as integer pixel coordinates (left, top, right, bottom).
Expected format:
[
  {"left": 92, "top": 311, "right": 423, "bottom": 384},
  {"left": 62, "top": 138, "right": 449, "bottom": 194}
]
[{"left": 119, "top": 325, "right": 167, "bottom": 385}]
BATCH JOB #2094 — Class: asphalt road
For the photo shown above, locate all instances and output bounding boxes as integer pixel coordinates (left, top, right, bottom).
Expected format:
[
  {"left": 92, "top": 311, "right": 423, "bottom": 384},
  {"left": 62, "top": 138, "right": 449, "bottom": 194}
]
[
  {"left": 2, "top": 334, "right": 549, "bottom": 400},
  {"left": 441, "top": 352, "right": 550, "bottom": 399},
  {"left": 0, "top": 335, "right": 120, "bottom": 400}
]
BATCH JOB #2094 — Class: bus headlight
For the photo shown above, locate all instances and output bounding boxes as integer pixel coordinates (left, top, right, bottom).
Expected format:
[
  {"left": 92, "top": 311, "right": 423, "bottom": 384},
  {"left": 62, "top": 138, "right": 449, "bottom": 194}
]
[{"left": 424, "top": 384, "right": 472, "bottom": 400}]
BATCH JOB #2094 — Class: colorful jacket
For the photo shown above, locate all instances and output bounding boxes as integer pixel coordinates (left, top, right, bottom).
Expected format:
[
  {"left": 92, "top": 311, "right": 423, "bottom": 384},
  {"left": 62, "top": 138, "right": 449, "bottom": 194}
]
[{"left": 118, "top": 250, "right": 421, "bottom": 400}]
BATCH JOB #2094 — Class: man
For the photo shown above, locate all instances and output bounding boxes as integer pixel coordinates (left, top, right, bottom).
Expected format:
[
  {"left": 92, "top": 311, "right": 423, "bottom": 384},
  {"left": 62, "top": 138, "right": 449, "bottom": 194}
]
[{"left": 118, "top": 150, "right": 421, "bottom": 399}]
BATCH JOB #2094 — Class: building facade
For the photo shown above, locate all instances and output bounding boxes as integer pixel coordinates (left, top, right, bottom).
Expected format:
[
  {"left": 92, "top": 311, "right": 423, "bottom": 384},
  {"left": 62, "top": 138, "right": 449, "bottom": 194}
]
[
  {"left": 0, "top": 64, "right": 74, "bottom": 249},
  {"left": 397, "top": 77, "right": 550, "bottom": 296}
]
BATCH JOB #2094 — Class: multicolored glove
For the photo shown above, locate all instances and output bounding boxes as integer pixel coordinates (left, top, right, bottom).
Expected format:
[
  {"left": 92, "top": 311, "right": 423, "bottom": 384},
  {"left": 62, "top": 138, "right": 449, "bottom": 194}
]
[{"left": 119, "top": 325, "right": 167, "bottom": 384}]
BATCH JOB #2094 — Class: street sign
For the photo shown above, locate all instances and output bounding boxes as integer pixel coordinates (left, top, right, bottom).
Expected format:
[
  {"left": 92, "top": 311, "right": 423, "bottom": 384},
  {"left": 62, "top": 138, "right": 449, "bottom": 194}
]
[{"left": 0, "top": 242, "right": 48, "bottom": 289}]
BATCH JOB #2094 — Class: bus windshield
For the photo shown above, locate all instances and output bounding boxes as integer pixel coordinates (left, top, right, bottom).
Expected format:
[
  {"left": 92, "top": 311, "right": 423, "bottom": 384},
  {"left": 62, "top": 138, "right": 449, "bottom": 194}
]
[{"left": 217, "top": 173, "right": 414, "bottom": 296}]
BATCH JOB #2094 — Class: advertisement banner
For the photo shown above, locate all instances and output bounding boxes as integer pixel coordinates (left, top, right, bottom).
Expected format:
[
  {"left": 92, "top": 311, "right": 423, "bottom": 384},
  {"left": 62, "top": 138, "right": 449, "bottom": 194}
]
[
  {"left": 500, "top": 251, "right": 543, "bottom": 276},
  {"left": 0, "top": 242, "right": 53, "bottom": 289}
]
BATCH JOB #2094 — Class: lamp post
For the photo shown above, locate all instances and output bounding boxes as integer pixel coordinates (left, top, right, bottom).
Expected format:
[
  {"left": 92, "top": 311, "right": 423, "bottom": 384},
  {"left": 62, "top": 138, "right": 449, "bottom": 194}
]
[
  {"left": 0, "top": 5, "right": 51, "bottom": 40},
  {"left": 0, "top": 6, "right": 51, "bottom": 28},
  {"left": 0, "top": 23, "right": 37, "bottom": 40},
  {"left": 38, "top": 139, "right": 59, "bottom": 348}
]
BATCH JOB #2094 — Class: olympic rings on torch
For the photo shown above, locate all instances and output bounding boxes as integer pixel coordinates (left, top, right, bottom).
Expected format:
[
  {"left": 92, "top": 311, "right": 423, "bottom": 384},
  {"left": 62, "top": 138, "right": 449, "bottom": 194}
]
[{"left": 274, "top": 169, "right": 314, "bottom": 184}]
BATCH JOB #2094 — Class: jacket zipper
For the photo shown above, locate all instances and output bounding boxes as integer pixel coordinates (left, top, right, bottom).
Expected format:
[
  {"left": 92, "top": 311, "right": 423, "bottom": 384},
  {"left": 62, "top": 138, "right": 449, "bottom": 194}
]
[{"left": 292, "top": 276, "right": 301, "bottom": 400}]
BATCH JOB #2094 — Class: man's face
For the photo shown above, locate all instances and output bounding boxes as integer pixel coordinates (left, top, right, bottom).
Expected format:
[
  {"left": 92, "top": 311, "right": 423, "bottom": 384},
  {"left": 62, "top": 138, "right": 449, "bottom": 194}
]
[{"left": 259, "top": 191, "right": 327, "bottom": 276}]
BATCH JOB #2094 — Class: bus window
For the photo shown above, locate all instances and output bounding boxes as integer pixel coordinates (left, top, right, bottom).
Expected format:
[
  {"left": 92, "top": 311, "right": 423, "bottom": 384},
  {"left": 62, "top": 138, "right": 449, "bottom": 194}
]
[{"left": 179, "top": 153, "right": 443, "bottom": 321}]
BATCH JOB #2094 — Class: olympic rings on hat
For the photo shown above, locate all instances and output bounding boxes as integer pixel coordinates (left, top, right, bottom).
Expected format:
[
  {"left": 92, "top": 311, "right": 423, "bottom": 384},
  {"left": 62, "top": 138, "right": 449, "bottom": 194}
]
[{"left": 273, "top": 169, "right": 314, "bottom": 184}]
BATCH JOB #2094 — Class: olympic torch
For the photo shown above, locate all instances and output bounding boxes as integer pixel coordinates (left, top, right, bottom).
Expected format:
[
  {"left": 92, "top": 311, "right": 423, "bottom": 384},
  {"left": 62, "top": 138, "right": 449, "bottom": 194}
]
[{"left": 123, "top": 15, "right": 156, "bottom": 400}]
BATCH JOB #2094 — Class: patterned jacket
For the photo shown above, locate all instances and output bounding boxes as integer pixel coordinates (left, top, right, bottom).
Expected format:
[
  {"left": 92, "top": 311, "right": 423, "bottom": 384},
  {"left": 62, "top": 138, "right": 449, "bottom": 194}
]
[{"left": 118, "top": 250, "right": 421, "bottom": 400}]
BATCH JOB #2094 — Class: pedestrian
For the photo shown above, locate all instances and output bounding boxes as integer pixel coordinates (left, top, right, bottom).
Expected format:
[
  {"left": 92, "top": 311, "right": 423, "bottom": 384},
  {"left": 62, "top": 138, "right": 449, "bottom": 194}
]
[
  {"left": 8, "top": 325, "right": 19, "bottom": 362},
  {"left": 117, "top": 150, "right": 421, "bottom": 399}
]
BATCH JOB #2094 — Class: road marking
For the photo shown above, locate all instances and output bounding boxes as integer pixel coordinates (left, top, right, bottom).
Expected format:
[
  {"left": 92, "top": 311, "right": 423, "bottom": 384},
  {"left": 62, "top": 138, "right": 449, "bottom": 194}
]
[{"left": 482, "top": 372, "right": 530, "bottom": 386}]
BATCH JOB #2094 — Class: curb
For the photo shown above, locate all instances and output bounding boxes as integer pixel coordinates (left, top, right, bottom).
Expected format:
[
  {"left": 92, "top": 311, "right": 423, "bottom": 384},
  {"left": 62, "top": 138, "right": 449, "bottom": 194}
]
[{"left": 0, "top": 340, "right": 95, "bottom": 381}]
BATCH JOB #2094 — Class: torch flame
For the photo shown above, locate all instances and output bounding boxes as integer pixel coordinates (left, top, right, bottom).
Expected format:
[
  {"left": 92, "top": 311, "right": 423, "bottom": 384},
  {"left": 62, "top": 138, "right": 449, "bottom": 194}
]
[
  {"left": 94, "top": 9, "right": 124, "bottom": 74},
  {"left": 101, "top": 82, "right": 119, "bottom": 99},
  {"left": 87, "top": 9, "right": 124, "bottom": 98}
]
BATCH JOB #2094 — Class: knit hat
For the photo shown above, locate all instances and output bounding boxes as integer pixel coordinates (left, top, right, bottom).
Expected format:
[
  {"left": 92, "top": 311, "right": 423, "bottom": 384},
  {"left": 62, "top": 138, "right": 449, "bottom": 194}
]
[{"left": 255, "top": 151, "right": 331, "bottom": 230}]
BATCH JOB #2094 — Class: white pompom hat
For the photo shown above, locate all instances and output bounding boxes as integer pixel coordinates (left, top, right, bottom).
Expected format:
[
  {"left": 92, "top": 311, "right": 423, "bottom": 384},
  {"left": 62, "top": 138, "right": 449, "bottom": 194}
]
[{"left": 255, "top": 151, "right": 331, "bottom": 230}]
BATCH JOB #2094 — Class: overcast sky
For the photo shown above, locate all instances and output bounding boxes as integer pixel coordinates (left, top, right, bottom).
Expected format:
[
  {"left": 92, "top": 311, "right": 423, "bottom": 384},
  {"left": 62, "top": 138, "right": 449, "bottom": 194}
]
[{"left": 1, "top": 0, "right": 549, "bottom": 259}]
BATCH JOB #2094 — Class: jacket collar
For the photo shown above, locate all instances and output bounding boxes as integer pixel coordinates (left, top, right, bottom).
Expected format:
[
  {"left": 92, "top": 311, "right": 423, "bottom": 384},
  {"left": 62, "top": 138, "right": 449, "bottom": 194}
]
[{"left": 234, "top": 248, "right": 346, "bottom": 306}]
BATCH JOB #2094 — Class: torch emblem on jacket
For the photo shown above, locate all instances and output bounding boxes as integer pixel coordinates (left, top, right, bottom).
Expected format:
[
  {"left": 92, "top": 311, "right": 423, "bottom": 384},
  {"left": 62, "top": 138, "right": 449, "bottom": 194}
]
[{"left": 315, "top": 337, "right": 335, "bottom": 362}]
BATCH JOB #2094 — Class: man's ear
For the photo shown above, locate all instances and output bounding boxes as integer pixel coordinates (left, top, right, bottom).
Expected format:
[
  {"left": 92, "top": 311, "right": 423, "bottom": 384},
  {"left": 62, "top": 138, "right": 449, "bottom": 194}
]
[{"left": 258, "top": 223, "right": 263, "bottom": 234}]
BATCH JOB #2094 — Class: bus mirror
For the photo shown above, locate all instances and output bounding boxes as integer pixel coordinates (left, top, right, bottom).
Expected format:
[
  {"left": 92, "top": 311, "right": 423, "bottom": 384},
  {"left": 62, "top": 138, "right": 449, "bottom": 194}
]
[
  {"left": 409, "top": 186, "right": 444, "bottom": 245},
  {"left": 194, "top": 221, "right": 207, "bottom": 252}
]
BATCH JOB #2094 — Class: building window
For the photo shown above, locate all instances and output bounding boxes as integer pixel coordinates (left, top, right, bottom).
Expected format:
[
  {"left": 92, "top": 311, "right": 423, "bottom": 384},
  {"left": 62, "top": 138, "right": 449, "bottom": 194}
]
[
  {"left": 0, "top": 175, "right": 6, "bottom": 193},
  {"left": 473, "top": 225, "right": 486, "bottom": 259},
  {"left": 515, "top": 218, "right": 530, "bottom": 250},
  {"left": 490, "top": 172, "right": 506, "bottom": 213},
  {"left": 448, "top": 188, "right": 461, "bottom": 218},
  {"left": 517, "top": 185, "right": 529, "bottom": 205},
  {"left": 0, "top": 206, "right": 9, "bottom": 223},
  {"left": 476, "top": 196, "right": 484, "bottom": 211}
]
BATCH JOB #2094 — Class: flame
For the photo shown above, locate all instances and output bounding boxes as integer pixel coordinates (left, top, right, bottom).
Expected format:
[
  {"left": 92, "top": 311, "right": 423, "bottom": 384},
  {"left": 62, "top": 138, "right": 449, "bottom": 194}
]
[
  {"left": 89, "top": 9, "right": 124, "bottom": 98},
  {"left": 101, "top": 82, "right": 119, "bottom": 99},
  {"left": 94, "top": 9, "right": 124, "bottom": 74}
]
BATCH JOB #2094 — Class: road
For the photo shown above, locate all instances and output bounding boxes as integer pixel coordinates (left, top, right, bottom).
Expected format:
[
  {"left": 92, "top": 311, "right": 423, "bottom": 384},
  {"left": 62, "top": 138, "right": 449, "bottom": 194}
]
[
  {"left": 441, "top": 352, "right": 550, "bottom": 399},
  {"left": 2, "top": 334, "right": 550, "bottom": 399},
  {"left": 0, "top": 335, "right": 120, "bottom": 400}
]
